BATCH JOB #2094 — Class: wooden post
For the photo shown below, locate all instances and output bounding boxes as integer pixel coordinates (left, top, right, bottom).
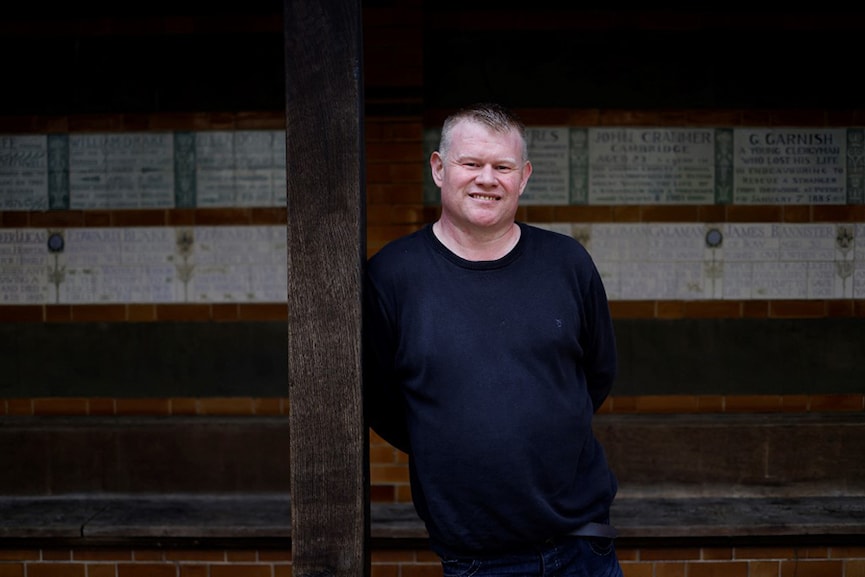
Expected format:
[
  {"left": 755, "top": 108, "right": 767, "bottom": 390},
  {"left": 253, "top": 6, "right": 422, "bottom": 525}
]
[{"left": 283, "top": 1, "right": 367, "bottom": 576}]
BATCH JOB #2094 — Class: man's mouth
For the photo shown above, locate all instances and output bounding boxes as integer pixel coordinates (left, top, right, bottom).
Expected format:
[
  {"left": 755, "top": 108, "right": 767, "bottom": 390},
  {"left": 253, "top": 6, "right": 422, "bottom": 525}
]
[{"left": 469, "top": 193, "right": 499, "bottom": 201}]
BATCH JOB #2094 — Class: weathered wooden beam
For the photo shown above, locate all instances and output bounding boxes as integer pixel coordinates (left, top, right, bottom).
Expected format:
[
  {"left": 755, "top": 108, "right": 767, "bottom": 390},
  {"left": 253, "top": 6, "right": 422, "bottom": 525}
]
[{"left": 283, "top": 1, "right": 367, "bottom": 576}]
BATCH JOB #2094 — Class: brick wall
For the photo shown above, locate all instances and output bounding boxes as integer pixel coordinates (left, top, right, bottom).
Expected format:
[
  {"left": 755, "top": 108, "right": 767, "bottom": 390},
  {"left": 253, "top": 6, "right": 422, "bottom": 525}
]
[
  {"left": 2, "top": 110, "right": 865, "bottom": 574},
  {"left": 2, "top": 545, "right": 865, "bottom": 576},
  {"left": 6, "top": 109, "right": 863, "bottom": 478}
]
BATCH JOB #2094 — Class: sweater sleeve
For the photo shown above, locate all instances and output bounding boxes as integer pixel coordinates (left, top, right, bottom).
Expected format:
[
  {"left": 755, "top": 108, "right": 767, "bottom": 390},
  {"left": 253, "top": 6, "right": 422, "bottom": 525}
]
[
  {"left": 582, "top": 264, "right": 618, "bottom": 413},
  {"left": 362, "top": 267, "right": 411, "bottom": 454}
]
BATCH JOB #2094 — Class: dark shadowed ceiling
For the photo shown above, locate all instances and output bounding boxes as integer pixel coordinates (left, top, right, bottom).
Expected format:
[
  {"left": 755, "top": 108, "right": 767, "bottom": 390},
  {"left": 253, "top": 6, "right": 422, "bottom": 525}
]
[{"left": 1, "top": 3, "right": 863, "bottom": 115}]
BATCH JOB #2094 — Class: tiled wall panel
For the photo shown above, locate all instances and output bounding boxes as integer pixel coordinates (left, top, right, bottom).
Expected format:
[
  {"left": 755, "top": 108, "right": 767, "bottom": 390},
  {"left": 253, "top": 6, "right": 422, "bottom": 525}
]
[{"left": 2, "top": 223, "right": 862, "bottom": 304}]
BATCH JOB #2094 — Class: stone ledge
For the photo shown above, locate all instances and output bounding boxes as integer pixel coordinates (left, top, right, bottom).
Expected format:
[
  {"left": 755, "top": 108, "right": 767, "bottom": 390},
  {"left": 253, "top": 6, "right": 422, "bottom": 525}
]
[{"left": 1, "top": 495, "right": 863, "bottom": 545}]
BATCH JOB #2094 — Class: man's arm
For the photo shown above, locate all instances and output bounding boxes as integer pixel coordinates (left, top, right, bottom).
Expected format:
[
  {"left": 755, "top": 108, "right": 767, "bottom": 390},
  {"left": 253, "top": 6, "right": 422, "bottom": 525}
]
[{"left": 362, "top": 273, "right": 411, "bottom": 453}]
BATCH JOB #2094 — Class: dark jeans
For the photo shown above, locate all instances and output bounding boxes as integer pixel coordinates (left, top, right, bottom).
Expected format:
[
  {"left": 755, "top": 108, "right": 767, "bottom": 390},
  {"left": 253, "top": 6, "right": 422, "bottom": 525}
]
[{"left": 440, "top": 536, "right": 623, "bottom": 577}]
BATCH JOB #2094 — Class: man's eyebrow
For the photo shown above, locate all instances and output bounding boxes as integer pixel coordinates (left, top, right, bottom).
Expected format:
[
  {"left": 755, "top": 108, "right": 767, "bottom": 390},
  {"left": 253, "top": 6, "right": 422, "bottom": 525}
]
[{"left": 453, "top": 154, "right": 519, "bottom": 164}]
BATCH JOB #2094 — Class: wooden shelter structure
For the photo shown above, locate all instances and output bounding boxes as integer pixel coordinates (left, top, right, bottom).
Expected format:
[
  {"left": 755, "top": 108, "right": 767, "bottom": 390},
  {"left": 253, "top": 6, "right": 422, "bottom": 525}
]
[{"left": 284, "top": 0, "right": 368, "bottom": 575}]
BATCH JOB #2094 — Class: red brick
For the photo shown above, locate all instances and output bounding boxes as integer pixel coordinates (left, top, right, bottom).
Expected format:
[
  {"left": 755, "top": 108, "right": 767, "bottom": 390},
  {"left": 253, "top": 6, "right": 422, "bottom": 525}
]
[
  {"left": 85, "top": 565, "right": 117, "bottom": 577},
  {"left": 0, "top": 564, "right": 24, "bottom": 577},
  {"left": 0, "top": 551, "right": 38, "bottom": 562},
  {"left": 170, "top": 398, "right": 199, "bottom": 415},
  {"left": 71, "top": 305, "right": 128, "bottom": 322},
  {"left": 654, "top": 562, "right": 686, "bottom": 577},
  {"left": 178, "top": 566, "right": 208, "bottom": 577},
  {"left": 688, "top": 561, "right": 748, "bottom": 577},
  {"left": 211, "top": 565, "right": 272, "bottom": 577},
  {"left": 164, "top": 550, "right": 224, "bottom": 562},
  {"left": 779, "top": 560, "right": 842, "bottom": 577},
  {"left": 0, "top": 306, "right": 43, "bottom": 322},
  {"left": 110, "top": 210, "right": 168, "bottom": 227},
  {"left": 115, "top": 399, "right": 171, "bottom": 416},
  {"left": 33, "top": 398, "right": 89, "bottom": 416},
  {"left": 117, "top": 564, "right": 176, "bottom": 577},
  {"left": 725, "top": 395, "right": 783, "bottom": 413},
  {"left": 609, "top": 301, "right": 655, "bottom": 319},
  {"left": 197, "top": 397, "right": 255, "bottom": 416},
  {"left": 155, "top": 304, "right": 212, "bottom": 321},
  {"left": 27, "top": 564, "right": 85, "bottom": 577}
]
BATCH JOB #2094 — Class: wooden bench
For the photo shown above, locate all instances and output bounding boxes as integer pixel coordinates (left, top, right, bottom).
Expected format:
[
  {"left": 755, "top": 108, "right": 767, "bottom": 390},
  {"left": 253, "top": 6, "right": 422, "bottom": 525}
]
[{"left": 1, "top": 412, "right": 863, "bottom": 546}]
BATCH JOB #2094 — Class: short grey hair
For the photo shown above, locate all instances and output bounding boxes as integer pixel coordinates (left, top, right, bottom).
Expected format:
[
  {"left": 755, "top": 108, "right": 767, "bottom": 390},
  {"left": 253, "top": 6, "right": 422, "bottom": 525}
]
[{"left": 438, "top": 102, "right": 528, "bottom": 163}]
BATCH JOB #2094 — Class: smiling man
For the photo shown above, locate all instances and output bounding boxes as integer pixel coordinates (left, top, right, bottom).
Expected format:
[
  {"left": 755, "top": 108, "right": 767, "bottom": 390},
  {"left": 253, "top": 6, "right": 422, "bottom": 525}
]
[
  {"left": 363, "top": 103, "right": 623, "bottom": 577},
  {"left": 429, "top": 105, "right": 532, "bottom": 261}
]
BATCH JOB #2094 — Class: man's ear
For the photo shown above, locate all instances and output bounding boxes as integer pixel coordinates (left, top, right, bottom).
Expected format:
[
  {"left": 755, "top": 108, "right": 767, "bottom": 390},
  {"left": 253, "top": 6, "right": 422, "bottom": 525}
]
[
  {"left": 518, "top": 160, "right": 533, "bottom": 195},
  {"left": 430, "top": 151, "right": 444, "bottom": 186}
]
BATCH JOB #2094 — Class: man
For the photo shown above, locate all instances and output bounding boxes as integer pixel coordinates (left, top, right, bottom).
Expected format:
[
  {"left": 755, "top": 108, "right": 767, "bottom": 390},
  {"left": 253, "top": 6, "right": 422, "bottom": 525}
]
[{"left": 364, "top": 103, "right": 622, "bottom": 576}]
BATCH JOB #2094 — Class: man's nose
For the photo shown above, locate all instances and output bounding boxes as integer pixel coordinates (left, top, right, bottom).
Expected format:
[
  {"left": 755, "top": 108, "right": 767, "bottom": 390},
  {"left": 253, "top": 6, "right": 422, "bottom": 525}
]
[{"left": 476, "top": 164, "right": 496, "bottom": 184}]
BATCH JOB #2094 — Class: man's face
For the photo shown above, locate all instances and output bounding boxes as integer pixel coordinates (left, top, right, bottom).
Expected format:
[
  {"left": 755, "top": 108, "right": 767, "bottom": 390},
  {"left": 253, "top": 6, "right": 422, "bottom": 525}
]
[{"left": 430, "top": 120, "right": 532, "bottom": 232}]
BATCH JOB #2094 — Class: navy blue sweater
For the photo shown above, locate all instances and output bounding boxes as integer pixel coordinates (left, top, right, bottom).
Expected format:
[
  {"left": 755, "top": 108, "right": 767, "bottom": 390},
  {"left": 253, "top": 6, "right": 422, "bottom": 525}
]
[{"left": 363, "top": 222, "right": 618, "bottom": 557}]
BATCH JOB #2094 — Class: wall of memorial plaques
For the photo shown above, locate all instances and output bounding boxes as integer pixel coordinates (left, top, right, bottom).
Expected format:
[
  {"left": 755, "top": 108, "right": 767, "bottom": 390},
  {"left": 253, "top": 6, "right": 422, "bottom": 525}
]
[
  {"left": 0, "top": 226, "right": 287, "bottom": 305},
  {"left": 424, "top": 127, "right": 863, "bottom": 205},
  {"left": 2, "top": 126, "right": 862, "bottom": 211},
  {"left": 0, "top": 131, "right": 286, "bottom": 210},
  {"left": 1, "top": 222, "right": 863, "bottom": 304},
  {"left": 1, "top": 127, "right": 864, "bottom": 305}
]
